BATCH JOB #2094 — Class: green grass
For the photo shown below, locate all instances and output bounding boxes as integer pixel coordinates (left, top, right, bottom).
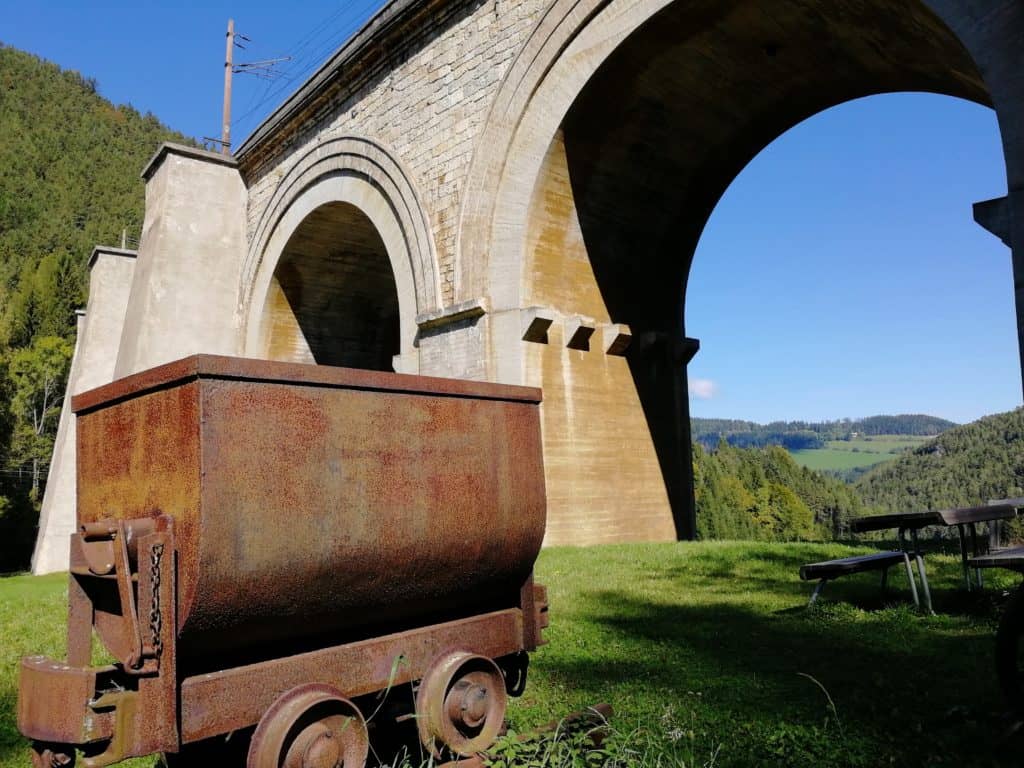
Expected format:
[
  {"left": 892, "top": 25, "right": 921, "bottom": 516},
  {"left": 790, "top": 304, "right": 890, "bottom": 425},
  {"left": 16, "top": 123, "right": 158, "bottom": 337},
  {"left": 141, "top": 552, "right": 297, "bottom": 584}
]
[
  {"left": 789, "top": 449, "right": 888, "bottom": 471},
  {"left": 792, "top": 435, "right": 929, "bottom": 472},
  {"left": 520, "top": 542, "right": 1023, "bottom": 767},
  {"left": 3, "top": 542, "right": 1022, "bottom": 767},
  {"left": 833, "top": 435, "right": 930, "bottom": 454},
  {"left": 0, "top": 573, "right": 152, "bottom": 768}
]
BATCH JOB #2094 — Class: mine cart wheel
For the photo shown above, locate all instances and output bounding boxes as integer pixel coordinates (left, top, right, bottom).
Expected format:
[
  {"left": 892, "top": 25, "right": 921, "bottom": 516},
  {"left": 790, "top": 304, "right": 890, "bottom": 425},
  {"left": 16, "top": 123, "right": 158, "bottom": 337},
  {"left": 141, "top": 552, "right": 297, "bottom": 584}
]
[
  {"left": 247, "top": 683, "right": 368, "bottom": 768},
  {"left": 996, "top": 584, "right": 1024, "bottom": 714},
  {"left": 416, "top": 650, "right": 508, "bottom": 757},
  {"left": 30, "top": 742, "right": 74, "bottom": 768}
]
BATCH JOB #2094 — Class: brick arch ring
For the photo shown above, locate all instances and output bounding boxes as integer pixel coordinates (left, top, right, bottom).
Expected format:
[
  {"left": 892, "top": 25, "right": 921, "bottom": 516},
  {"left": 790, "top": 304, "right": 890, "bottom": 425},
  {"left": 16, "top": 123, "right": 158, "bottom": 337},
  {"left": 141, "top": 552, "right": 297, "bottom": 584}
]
[{"left": 240, "top": 136, "right": 442, "bottom": 367}]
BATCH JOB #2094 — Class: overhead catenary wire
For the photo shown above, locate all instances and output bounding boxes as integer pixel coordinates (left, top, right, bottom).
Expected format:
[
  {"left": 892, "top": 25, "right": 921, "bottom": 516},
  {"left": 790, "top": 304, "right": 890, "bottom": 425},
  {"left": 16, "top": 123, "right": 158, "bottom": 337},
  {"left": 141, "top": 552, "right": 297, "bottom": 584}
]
[
  {"left": 229, "top": 0, "right": 387, "bottom": 144},
  {"left": 233, "top": 6, "right": 362, "bottom": 131},
  {"left": 233, "top": 1, "right": 380, "bottom": 128},
  {"left": 236, "top": 9, "right": 347, "bottom": 118}
]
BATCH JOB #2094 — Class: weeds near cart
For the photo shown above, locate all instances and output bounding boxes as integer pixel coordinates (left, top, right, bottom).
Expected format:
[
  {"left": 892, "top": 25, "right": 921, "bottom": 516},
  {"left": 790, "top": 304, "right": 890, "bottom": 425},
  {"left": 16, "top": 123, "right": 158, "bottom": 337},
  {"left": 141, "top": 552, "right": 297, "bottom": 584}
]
[
  {"left": 794, "top": 673, "right": 842, "bottom": 736},
  {"left": 483, "top": 705, "right": 720, "bottom": 768}
]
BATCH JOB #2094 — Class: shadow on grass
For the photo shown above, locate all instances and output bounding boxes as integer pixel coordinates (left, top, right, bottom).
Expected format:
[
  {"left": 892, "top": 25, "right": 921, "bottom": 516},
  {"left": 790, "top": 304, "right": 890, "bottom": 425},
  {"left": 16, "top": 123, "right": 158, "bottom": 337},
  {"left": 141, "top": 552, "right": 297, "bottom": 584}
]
[
  {"left": 649, "top": 544, "right": 1018, "bottom": 620},
  {"left": 534, "top": 583, "right": 1022, "bottom": 768}
]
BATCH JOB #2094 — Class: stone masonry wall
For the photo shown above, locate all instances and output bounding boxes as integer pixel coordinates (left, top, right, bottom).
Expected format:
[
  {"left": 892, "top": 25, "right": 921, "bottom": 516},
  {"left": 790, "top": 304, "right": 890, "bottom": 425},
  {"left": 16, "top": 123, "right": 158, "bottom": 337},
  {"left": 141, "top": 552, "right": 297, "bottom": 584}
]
[{"left": 243, "top": 0, "right": 551, "bottom": 306}]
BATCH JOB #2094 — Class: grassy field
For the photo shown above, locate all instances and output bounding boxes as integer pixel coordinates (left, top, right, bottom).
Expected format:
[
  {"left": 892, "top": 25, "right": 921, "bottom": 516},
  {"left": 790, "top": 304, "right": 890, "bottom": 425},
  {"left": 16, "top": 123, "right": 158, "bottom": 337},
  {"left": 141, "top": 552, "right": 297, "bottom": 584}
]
[
  {"left": 2, "top": 541, "right": 1022, "bottom": 767},
  {"left": 792, "top": 435, "right": 930, "bottom": 473}
]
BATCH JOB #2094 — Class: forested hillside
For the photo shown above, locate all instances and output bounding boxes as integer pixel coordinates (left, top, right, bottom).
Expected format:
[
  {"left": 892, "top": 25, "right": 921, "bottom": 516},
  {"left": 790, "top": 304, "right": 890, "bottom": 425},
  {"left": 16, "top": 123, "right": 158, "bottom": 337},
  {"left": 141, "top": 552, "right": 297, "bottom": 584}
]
[
  {"left": 692, "top": 414, "right": 956, "bottom": 451},
  {"left": 694, "top": 442, "right": 868, "bottom": 540},
  {"left": 855, "top": 415, "right": 956, "bottom": 436},
  {"left": 0, "top": 44, "right": 192, "bottom": 570},
  {"left": 855, "top": 408, "right": 1024, "bottom": 513}
]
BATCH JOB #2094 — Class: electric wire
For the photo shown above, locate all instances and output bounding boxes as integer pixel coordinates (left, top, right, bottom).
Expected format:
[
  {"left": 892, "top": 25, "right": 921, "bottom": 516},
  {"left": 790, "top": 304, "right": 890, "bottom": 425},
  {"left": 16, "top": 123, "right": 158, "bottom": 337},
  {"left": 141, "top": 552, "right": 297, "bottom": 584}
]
[{"left": 231, "top": 0, "right": 387, "bottom": 144}]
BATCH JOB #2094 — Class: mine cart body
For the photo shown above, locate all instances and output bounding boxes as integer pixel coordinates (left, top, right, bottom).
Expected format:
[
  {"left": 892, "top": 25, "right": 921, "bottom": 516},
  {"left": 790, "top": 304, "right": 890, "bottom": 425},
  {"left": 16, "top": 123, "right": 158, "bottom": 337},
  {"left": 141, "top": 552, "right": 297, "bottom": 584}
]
[{"left": 19, "top": 355, "right": 549, "bottom": 767}]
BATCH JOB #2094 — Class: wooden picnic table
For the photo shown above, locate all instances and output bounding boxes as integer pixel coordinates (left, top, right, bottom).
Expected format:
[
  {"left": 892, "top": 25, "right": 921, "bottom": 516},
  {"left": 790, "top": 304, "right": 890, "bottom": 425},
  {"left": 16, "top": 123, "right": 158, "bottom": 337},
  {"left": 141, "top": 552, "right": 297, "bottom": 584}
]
[
  {"left": 849, "top": 502, "right": 1020, "bottom": 611},
  {"left": 966, "top": 497, "right": 1024, "bottom": 574},
  {"left": 850, "top": 510, "right": 941, "bottom": 533}
]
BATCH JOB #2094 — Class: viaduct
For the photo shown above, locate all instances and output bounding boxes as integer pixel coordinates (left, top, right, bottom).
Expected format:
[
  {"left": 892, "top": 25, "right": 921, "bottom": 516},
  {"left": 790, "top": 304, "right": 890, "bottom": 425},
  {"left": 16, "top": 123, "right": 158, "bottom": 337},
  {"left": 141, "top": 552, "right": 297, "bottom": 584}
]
[{"left": 33, "top": 0, "right": 1024, "bottom": 573}]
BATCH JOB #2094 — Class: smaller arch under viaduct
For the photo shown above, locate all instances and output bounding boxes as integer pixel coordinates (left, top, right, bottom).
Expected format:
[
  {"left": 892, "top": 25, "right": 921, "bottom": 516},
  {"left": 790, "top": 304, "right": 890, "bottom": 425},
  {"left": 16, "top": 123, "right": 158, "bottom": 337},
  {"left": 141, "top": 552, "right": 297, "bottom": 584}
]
[
  {"left": 261, "top": 200, "right": 401, "bottom": 371},
  {"left": 33, "top": 0, "right": 1024, "bottom": 572}
]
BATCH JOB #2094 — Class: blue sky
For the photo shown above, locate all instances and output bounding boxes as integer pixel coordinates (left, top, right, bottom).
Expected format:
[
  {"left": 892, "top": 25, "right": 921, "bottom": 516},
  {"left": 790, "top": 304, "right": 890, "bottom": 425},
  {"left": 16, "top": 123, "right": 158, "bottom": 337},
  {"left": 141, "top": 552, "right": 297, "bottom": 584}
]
[
  {"left": 1, "top": 1, "right": 376, "bottom": 146},
  {"left": 687, "top": 93, "right": 1016, "bottom": 424},
  {"left": 3, "top": 3, "right": 1020, "bottom": 425}
]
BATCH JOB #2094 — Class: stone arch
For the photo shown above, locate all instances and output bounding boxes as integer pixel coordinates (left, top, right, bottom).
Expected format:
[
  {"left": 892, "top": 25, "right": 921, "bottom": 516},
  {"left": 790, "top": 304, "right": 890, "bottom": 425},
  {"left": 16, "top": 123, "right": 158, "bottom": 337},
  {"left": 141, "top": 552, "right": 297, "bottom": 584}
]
[
  {"left": 456, "top": 0, "right": 1024, "bottom": 317},
  {"left": 242, "top": 136, "right": 442, "bottom": 371},
  {"left": 454, "top": 0, "right": 1024, "bottom": 544}
]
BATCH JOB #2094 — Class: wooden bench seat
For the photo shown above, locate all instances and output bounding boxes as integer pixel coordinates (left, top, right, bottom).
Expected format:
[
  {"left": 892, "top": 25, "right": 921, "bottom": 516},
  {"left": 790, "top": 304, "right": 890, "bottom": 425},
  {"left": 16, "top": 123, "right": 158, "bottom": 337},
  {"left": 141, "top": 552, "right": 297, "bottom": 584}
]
[
  {"left": 799, "top": 551, "right": 919, "bottom": 607},
  {"left": 968, "top": 546, "right": 1024, "bottom": 572},
  {"left": 800, "top": 551, "right": 908, "bottom": 580}
]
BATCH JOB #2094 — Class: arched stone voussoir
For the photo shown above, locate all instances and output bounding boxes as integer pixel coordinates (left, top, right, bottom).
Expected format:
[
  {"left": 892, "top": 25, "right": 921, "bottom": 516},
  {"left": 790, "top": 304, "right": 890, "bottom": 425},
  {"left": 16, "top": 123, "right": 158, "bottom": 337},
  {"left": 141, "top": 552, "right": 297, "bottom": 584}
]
[
  {"left": 455, "top": 0, "right": 670, "bottom": 307},
  {"left": 242, "top": 135, "right": 442, "bottom": 320}
]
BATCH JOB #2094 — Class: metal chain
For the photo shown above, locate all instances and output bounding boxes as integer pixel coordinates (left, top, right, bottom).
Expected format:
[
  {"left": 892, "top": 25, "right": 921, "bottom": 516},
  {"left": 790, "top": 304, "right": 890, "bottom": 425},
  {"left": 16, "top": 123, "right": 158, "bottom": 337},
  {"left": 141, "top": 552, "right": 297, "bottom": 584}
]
[{"left": 149, "top": 543, "right": 164, "bottom": 658}]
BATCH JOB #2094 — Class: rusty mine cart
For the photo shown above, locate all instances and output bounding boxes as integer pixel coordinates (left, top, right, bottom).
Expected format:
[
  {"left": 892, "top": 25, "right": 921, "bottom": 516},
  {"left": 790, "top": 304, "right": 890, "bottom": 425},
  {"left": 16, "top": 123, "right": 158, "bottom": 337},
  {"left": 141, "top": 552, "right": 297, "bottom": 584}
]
[{"left": 18, "top": 355, "right": 549, "bottom": 768}]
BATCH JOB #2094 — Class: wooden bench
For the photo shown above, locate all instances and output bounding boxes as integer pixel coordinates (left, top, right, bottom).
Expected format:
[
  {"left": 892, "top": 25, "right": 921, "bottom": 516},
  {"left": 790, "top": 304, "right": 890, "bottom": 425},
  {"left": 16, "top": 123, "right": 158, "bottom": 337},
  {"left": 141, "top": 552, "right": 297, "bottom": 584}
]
[
  {"left": 968, "top": 546, "right": 1024, "bottom": 573},
  {"left": 799, "top": 551, "right": 918, "bottom": 607}
]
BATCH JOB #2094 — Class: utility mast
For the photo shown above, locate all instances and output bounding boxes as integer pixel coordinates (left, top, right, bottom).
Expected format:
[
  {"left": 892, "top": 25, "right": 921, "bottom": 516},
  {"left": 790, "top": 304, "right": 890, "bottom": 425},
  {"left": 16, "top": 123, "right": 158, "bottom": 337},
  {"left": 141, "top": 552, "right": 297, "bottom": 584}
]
[
  {"left": 222, "top": 19, "right": 235, "bottom": 154},
  {"left": 211, "top": 20, "right": 290, "bottom": 156}
]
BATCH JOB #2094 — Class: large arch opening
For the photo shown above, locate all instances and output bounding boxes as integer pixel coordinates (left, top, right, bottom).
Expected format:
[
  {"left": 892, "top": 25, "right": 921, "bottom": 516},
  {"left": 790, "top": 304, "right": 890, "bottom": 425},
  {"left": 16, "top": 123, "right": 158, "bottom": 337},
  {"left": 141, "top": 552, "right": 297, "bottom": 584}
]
[
  {"left": 687, "top": 93, "right": 1014, "bottom": 425},
  {"left": 685, "top": 92, "right": 1014, "bottom": 537},
  {"left": 262, "top": 201, "right": 400, "bottom": 371},
  {"left": 504, "top": 0, "right": 1015, "bottom": 544}
]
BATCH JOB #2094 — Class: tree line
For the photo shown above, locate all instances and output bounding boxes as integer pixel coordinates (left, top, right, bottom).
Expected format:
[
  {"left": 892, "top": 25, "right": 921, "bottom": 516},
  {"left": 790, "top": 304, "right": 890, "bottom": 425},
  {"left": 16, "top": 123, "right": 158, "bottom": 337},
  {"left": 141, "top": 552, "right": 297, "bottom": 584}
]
[
  {"left": 692, "top": 414, "right": 956, "bottom": 452},
  {"left": 0, "top": 45, "right": 190, "bottom": 571},
  {"left": 855, "top": 408, "right": 1024, "bottom": 515},
  {"left": 693, "top": 406, "right": 1024, "bottom": 544},
  {"left": 694, "top": 441, "right": 868, "bottom": 542}
]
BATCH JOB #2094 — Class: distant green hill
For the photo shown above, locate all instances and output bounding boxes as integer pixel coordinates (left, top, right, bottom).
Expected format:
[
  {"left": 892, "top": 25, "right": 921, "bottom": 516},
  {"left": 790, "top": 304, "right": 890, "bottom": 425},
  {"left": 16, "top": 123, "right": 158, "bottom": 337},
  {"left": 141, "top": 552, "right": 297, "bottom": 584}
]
[
  {"left": 0, "top": 44, "right": 193, "bottom": 571},
  {"left": 854, "top": 414, "right": 958, "bottom": 436},
  {"left": 789, "top": 434, "right": 934, "bottom": 484},
  {"left": 855, "top": 408, "right": 1024, "bottom": 513},
  {"left": 692, "top": 414, "right": 956, "bottom": 452}
]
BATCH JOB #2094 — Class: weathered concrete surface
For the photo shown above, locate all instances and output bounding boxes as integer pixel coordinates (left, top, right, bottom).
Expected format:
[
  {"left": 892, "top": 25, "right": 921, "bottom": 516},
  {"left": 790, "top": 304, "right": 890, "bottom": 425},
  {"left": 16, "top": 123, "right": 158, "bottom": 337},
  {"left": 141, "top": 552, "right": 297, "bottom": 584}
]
[
  {"left": 38, "top": 0, "right": 1024, "bottom": 555},
  {"left": 33, "top": 247, "right": 137, "bottom": 574},
  {"left": 520, "top": 132, "right": 675, "bottom": 544},
  {"left": 114, "top": 144, "right": 247, "bottom": 377}
]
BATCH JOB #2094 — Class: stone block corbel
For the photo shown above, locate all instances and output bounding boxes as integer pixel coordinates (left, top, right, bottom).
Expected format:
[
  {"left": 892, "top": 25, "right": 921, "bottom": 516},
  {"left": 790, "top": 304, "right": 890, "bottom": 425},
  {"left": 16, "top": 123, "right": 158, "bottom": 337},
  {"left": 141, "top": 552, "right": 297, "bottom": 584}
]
[
  {"left": 521, "top": 307, "right": 556, "bottom": 343},
  {"left": 677, "top": 337, "right": 700, "bottom": 364},
  {"left": 973, "top": 196, "right": 1011, "bottom": 247},
  {"left": 600, "top": 324, "right": 632, "bottom": 356},
  {"left": 564, "top": 316, "right": 596, "bottom": 351}
]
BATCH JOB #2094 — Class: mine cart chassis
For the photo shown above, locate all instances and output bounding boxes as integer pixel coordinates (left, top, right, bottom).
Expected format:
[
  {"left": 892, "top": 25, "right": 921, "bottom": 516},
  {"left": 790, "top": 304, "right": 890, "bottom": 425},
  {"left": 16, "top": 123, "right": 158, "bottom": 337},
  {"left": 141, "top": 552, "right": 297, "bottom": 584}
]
[{"left": 19, "top": 516, "right": 549, "bottom": 767}]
